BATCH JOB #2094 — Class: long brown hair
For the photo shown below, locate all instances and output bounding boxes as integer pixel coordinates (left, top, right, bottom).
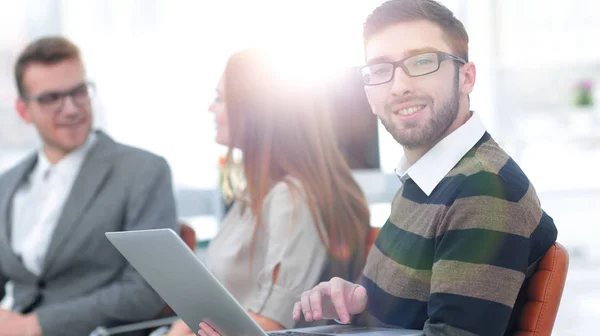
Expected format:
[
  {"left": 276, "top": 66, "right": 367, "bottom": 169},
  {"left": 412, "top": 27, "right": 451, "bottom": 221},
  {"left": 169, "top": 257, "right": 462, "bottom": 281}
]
[{"left": 222, "top": 49, "right": 370, "bottom": 278}]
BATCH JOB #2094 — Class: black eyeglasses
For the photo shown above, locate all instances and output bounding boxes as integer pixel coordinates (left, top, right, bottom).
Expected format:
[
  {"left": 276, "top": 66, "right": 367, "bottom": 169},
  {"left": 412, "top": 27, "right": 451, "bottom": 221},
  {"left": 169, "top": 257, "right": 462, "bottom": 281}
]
[
  {"left": 24, "top": 82, "right": 96, "bottom": 113},
  {"left": 360, "top": 51, "right": 467, "bottom": 86}
]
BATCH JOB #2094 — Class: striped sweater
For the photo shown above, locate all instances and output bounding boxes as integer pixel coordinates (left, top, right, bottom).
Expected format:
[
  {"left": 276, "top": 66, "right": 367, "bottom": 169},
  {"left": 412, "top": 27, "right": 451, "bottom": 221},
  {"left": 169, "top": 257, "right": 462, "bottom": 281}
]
[{"left": 361, "top": 132, "right": 558, "bottom": 335}]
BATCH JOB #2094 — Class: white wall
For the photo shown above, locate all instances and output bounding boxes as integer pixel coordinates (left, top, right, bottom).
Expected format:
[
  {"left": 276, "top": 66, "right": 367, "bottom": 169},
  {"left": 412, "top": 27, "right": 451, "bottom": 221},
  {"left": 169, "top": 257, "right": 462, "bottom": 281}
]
[
  {"left": 0, "top": 0, "right": 61, "bottom": 173},
  {"left": 58, "top": 0, "right": 396, "bottom": 188},
  {"left": 2, "top": 0, "right": 494, "bottom": 182}
]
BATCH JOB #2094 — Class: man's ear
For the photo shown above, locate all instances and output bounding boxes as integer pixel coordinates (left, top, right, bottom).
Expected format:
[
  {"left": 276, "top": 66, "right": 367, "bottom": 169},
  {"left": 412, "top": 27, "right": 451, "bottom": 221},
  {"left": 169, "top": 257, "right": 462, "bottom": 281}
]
[
  {"left": 16, "top": 98, "right": 33, "bottom": 124},
  {"left": 460, "top": 62, "right": 476, "bottom": 95}
]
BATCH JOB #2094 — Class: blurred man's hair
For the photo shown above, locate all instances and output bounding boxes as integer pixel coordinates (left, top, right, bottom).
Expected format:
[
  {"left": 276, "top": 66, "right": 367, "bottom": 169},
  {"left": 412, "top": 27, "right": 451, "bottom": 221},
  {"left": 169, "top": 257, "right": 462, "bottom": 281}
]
[
  {"left": 14, "top": 36, "right": 81, "bottom": 97},
  {"left": 363, "top": 0, "right": 469, "bottom": 62}
]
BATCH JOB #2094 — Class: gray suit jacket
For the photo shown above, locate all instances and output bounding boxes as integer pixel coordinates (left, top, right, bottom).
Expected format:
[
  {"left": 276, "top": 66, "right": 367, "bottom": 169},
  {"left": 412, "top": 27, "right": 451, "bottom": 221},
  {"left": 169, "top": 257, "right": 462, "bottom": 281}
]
[{"left": 0, "top": 130, "right": 179, "bottom": 336}]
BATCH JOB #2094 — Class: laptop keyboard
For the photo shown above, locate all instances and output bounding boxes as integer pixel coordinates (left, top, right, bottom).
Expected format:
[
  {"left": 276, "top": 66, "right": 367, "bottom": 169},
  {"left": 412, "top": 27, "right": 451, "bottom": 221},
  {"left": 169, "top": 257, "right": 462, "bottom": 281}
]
[
  {"left": 268, "top": 332, "right": 326, "bottom": 336},
  {"left": 267, "top": 326, "right": 372, "bottom": 335}
]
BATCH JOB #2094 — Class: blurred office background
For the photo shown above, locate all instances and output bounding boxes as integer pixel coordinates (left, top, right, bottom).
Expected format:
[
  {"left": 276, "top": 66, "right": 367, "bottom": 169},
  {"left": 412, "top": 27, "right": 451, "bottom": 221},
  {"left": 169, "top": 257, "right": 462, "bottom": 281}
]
[{"left": 1, "top": 1, "right": 599, "bottom": 334}]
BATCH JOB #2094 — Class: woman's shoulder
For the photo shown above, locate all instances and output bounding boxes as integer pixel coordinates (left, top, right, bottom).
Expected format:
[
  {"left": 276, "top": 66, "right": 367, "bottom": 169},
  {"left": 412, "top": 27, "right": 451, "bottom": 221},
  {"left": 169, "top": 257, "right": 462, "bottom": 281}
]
[
  {"left": 264, "top": 176, "right": 310, "bottom": 206},
  {"left": 261, "top": 176, "right": 325, "bottom": 241}
]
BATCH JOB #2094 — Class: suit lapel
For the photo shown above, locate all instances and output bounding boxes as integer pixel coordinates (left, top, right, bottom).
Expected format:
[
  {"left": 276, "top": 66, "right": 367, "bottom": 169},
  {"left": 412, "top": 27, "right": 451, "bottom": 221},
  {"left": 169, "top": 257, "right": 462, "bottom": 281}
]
[
  {"left": 0, "top": 154, "right": 40, "bottom": 279},
  {"left": 41, "top": 131, "right": 116, "bottom": 275}
]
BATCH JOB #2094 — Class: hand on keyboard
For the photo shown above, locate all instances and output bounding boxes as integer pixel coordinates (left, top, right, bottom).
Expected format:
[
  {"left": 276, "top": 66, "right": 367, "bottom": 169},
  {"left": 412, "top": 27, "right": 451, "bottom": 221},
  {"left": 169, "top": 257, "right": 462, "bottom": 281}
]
[
  {"left": 268, "top": 332, "right": 325, "bottom": 336},
  {"left": 292, "top": 277, "right": 367, "bottom": 325}
]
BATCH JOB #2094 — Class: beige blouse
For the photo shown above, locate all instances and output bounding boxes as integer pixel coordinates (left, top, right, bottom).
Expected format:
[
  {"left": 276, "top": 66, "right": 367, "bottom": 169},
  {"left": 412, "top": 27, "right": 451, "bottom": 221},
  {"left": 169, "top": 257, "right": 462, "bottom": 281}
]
[{"left": 206, "top": 180, "right": 328, "bottom": 328}]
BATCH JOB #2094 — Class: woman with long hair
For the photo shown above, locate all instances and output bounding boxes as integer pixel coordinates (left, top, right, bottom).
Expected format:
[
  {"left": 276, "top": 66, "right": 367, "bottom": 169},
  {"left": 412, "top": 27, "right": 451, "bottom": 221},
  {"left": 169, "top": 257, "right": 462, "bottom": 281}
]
[{"left": 163, "top": 49, "right": 370, "bottom": 335}]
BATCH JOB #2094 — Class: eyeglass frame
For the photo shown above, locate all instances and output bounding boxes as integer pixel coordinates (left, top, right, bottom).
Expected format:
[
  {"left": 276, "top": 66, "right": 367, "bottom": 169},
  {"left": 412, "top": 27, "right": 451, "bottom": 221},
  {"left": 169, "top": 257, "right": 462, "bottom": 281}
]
[
  {"left": 22, "top": 81, "right": 96, "bottom": 113},
  {"left": 360, "top": 51, "right": 467, "bottom": 86}
]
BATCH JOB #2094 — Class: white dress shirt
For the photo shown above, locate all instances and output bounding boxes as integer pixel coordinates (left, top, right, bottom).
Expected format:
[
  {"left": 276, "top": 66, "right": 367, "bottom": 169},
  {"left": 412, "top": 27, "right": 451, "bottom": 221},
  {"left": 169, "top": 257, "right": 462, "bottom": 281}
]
[
  {"left": 1, "top": 133, "right": 96, "bottom": 310},
  {"left": 395, "top": 113, "right": 486, "bottom": 196}
]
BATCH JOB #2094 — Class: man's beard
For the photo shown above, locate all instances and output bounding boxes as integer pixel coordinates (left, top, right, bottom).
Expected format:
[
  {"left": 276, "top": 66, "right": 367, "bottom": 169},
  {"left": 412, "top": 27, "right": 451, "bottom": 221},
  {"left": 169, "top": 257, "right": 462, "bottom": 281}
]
[{"left": 380, "top": 74, "right": 460, "bottom": 149}]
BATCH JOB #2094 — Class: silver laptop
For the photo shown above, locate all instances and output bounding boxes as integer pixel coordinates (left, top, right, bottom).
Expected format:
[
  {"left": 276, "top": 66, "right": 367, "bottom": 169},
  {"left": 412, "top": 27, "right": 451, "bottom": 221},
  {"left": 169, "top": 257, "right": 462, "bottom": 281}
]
[{"left": 105, "top": 229, "right": 423, "bottom": 336}]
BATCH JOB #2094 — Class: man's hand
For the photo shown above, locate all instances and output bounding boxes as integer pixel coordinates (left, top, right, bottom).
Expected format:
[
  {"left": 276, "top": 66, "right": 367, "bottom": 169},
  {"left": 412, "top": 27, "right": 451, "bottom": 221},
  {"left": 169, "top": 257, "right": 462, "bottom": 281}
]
[
  {"left": 197, "top": 322, "right": 221, "bottom": 336},
  {"left": 194, "top": 312, "right": 284, "bottom": 336},
  {"left": 292, "top": 277, "right": 367, "bottom": 325},
  {"left": 247, "top": 312, "right": 284, "bottom": 331},
  {"left": 0, "top": 310, "right": 41, "bottom": 336},
  {"left": 166, "top": 319, "right": 195, "bottom": 336}
]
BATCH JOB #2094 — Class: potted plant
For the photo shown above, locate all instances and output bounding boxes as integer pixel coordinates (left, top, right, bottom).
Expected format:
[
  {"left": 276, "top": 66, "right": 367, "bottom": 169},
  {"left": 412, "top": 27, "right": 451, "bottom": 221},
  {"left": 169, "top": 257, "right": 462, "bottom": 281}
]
[
  {"left": 575, "top": 79, "right": 594, "bottom": 107},
  {"left": 571, "top": 79, "right": 596, "bottom": 135},
  {"left": 217, "top": 153, "right": 245, "bottom": 206}
]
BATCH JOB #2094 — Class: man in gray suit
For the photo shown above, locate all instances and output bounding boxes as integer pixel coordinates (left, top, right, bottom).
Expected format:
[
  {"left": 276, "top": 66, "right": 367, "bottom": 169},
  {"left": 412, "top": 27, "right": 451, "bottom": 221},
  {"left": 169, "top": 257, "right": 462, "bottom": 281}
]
[{"left": 0, "top": 37, "right": 178, "bottom": 336}]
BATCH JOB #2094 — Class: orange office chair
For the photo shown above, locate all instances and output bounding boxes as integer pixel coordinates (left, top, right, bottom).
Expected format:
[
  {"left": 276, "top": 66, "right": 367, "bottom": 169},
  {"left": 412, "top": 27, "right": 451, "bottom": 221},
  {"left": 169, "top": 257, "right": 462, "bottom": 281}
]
[
  {"left": 513, "top": 242, "right": 569, "bottom": 336},
  {"left": 179, "top": 222, "right": 197, "bottom": 251}
]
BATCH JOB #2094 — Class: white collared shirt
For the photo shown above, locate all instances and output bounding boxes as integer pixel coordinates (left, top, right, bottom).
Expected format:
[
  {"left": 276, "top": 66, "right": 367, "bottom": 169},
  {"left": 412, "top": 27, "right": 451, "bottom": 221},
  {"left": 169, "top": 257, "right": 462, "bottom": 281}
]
[
  {"left": 395, "top": 113, "right": 486, "bottom": 196},
  {"left": 1, "top": 133, "right": 97, "bottom": 311},
  {"left": 10, "top": 132, "right": 97, "bottom": 276}
]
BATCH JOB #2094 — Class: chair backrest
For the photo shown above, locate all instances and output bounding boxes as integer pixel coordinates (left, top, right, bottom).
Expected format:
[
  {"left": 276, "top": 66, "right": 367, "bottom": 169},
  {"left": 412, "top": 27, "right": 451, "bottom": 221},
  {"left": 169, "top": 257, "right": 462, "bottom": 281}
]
[
  {"left": 179, "top": 222, "right": 196, "bottom": 251},
  {"left": 366, "top": 227, "right": 380, "bottom": 257},
  {"left": 514, "top": 242, "right": 569, "bottom": 336}
]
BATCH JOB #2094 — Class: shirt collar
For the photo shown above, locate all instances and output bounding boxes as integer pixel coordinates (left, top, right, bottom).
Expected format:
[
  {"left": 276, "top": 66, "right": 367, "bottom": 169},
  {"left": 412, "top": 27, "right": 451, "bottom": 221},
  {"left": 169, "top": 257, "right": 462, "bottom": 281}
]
[
  {"left": 395, "top": 113, "right": 486, "bottom": 196},
  {"left": 34, "top": 132, "right": 97, "bottom": 181},
  {"left": 33, "top": 151, "right": 51, "bottom": 182}
]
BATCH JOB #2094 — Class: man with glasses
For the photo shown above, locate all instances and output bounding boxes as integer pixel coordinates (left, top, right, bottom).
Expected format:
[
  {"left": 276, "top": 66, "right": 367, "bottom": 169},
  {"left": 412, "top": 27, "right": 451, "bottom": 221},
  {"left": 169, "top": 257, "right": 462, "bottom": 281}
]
[
  {"left": 290, "top": 1, "right": 558, "bottom": 336},
  {"left": 0, "top": 36, "right": 178, "bottom": 336}
]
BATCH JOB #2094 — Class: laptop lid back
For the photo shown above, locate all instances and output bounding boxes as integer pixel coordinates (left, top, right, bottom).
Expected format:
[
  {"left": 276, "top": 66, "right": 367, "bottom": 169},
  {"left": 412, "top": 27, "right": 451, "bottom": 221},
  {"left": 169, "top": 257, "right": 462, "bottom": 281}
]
[{"left": 105, "top": 229, "right": 267, "bottom": 336}]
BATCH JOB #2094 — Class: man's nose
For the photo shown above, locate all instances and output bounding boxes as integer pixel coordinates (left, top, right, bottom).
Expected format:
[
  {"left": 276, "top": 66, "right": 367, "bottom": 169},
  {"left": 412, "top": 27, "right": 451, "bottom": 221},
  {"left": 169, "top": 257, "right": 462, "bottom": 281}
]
[
  {"left": 59, "top": 95, "right": 80, "bottom": 116},
  {"left": 389, "top": 67, "right": 415, "bottom": 96}
]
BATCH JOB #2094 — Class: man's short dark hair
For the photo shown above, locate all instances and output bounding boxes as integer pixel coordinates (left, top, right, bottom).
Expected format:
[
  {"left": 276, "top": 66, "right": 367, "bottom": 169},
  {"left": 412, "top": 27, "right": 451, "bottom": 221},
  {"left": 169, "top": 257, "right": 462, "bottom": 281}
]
[
  {"left": 14, "top": 36, "right": 81, "bottom": 98},
  {"left": 363, "top": 0, "right": 469, "bottom": 62}
]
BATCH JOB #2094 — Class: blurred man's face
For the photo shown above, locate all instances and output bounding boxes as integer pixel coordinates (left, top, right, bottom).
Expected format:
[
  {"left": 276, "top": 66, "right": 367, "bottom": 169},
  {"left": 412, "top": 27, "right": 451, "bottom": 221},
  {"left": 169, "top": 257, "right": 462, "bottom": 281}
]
[
  {"left": 364, "top": 20, "right": 462, "bottom": 149},
  {"left": 17, "top": 58, "right": 93, "bottom": 157}
]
